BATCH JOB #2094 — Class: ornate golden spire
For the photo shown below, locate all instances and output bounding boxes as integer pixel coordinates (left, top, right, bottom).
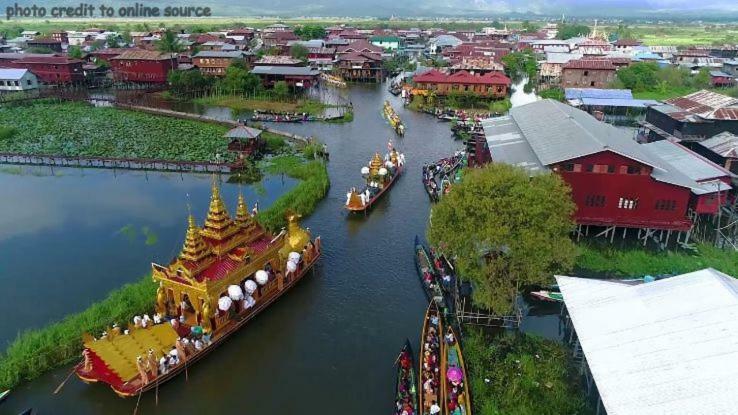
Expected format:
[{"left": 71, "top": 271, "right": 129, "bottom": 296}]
[
  {"left": 200, "top": 181, "right": 238, "bottom": 241},
  {"left": 180, "top": 215, "right": 211, "bottom": 262},
  {"left": 235, "top": 192, "right": 251, "bottom": 226},
  {"left": 369, "top": 152, "right": 383, "bottom": 176}
]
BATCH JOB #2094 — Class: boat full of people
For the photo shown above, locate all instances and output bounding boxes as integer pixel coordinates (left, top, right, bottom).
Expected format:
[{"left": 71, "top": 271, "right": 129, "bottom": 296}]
[
  {"left": 422, "top": 152, "right": 466, "bottom": 202},
  {"left": 384, "top": 101, "right": 406, "bottom": 136},
  {"left": 394, "top": 340, "right": 419, "bottom": 415},
  {"left": 441, "top": 326, "right": 472, "bottom": 415},
  {"left": 74, "top": 184, "right": 321, "bottom": 397},
  {"left": 418, "top": 301, "right": 443, "bottom": 415},
  {"left": 345, "top": 146, "right": 405, "bottom": 213}
]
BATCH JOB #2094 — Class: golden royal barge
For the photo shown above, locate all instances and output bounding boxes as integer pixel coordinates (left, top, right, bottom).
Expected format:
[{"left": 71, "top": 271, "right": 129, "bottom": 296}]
[
  {"left": 384, "top": 100, "right": 405, "bottom": 136},
  {"left": 74, "top": 183, "right": 321, "bottom": 397},
  {"left": 345, "top": 147, "right": 405, "bottom": 213}
]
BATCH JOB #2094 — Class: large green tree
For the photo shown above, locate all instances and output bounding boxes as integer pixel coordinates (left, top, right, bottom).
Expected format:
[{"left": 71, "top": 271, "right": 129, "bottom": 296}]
[
  {"left": 557, "top": 23, "right": 590, "bottom": 39},
  {"left": 427, "top": 164, "right": 576, "bottom": 313},
  {"left": 216, "top": 62, "right": 261, "bottom": 93},
  {"left": 167, "top": 69, "right": 213, "bottom": 97},
  {"left": 155, "top": 29, "right": 185, "bottom": 54},
  {"left": 289, "top": 43, "right": 309, "bottom": 62}
]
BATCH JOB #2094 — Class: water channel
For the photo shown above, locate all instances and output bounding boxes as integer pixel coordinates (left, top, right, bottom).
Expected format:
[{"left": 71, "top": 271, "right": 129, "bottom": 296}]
[{"left": 1, "top": 81, "right": 553, "bottom": 414}]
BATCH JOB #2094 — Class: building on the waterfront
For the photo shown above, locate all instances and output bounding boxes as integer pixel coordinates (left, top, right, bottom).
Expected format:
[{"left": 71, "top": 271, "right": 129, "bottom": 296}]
[
  {"left": 561, "top": 59, "right": 617, "bottom": 89},
  {"left": 539, "top": 52, "right": 583, "bottom": 88},
  {"left": 428, "top": 34, "right": 463, "bottom": 55},
  {"left": 449, "top": 57, "right": 505, "bottom": 74},
  {"left": 109, "top": 50, "right": 177, "bottom": 84},
  {"left": 692, "top": 132, "right": 738, "bottom": 175},
  {"left": 226, "top": 126, "right": 264, "bottom": 159},
  {"left": 564, "top": 88, "right": 659, "bottom": 123},
  {"left": 557, "top": 268, "right": 738, "bottom": 415},
  {"left": 2, "top": 55, "right": 84, "bottom": 84},
  {"left": 643, "top": 90, "right": 738, "bottom": 141},
  {"left": 412, "top": 69, "right": 511, "bottom": 98},
  {"left": 88, "top": 48, "right": 132, "bottom": 64},
  {"left": 335, "top": 50, "right": 384, "bottom": 82},
  {"left": 262, "top": 30, "right": 300, "bottom": 49},
  {"left": 192, "top": 51, "right": 250, "bottom": 76},
  {"left": 26, "top": 37, "right": 63, "bottom": 53},
  {"left": 0, "top": 68, "right": 38, "bottom": 91},
  {"left": 250, "top": 65, "right": 320, "bottom": 88},
  {"left": 480, "top": 99, "right": 732, "bottom": 240}
]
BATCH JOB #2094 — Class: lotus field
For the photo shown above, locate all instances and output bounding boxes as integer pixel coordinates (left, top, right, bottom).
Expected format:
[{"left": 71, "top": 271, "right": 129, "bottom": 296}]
[{"left": 0, "top": 101, "right": 231, "bottom": 162}]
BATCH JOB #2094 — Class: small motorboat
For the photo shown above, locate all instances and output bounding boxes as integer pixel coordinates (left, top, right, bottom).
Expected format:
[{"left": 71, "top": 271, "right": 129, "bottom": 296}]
[{"left": 393, "top": 340, "right": 419, "bottom": 415}]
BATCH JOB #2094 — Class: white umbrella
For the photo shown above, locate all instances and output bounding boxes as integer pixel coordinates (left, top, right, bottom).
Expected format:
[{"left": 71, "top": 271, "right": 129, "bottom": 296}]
[
  {"left": 227, "top": 285, "right": 244, "bottom": 301},
  {"left": 379, "top": 167, "right": 388, "bottom": 175},
  {"left": 243, "top": 295, "right": 256, "bottom": 309},
  {"left": 244, "top": 279, "right": 257, "bottom": 294},
  {"left": 255, "top": 270, "right": 269, "bottom": 286},
  {"left": 385, "top": 160, "right": 394, "bottom": 168},
  {"left": 288, "top": 252, "right": 301, "bottom": 262},
  {"left": 286, "top": 260, "right": 297, "bottom": 273},
  {"left": 361, "top": 166, "right": 370, "bottom": 175},
  {"left": 218, "top": 296, "right": 233, "bottom": 311}
]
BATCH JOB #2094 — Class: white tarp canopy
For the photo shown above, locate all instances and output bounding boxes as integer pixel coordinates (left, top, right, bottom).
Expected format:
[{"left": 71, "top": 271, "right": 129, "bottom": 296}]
[{"left": 556, "top": 268, "right": 738, "bottom": 415}]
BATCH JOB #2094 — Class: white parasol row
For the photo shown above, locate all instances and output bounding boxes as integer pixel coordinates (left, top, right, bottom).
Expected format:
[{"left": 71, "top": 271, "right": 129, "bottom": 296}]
[
  {"left": 378, "top": 167, "right": 388, "bottom": 176},
  {"left": 286, "top": 260, "right": 297, "bottom": 273},
  {"left": 361, "top": 166, "right": 370, "bottom": 175}
]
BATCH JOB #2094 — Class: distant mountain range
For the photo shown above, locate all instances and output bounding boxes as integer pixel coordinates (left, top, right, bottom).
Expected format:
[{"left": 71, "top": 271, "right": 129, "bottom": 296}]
[{"left": 2, "top": 0, "right": 738, "bottom": 19}]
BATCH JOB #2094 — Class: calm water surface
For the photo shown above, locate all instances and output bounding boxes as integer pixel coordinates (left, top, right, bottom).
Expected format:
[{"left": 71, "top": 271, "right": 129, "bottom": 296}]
[{"left": 1, "top": 84, "right": 556, "bottom": 415}]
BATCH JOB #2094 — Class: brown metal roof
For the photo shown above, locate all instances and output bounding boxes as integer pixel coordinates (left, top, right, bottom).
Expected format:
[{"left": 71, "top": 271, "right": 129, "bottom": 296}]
[
  {"left": 110, "top": 50, "right": 176, "bottom": 61},
  {"left": 563, "top": 59, "right": 616, "bottom": 70}
]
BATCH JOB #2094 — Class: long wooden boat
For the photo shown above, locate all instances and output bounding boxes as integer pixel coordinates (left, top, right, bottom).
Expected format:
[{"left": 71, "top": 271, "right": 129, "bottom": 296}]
[
  {"left": 441, "top": 326, "right": 472, "bottom": 415},
  {"left": 345, "top": 151, "right": 404, "bottom": 214},
  {"left": 394, "top": 339, "right": 419, "bottom": 415},
  {"left": 415, "top": 236, "right": 444, "bottom": 303},
  {"left": 74, "top": 186, "right": 322, "bottom": 398},
  {"left": 418, "top": 301, "right": 443, "bottom": 415},
  {"left": 384, "top": 101, "right": 406, "bottom": 136}
]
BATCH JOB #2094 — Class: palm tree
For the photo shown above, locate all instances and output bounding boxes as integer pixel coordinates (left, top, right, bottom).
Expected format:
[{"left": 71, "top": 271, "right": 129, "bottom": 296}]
[{"left": 155, "top": 30, "right": 184, "bottom": 54}]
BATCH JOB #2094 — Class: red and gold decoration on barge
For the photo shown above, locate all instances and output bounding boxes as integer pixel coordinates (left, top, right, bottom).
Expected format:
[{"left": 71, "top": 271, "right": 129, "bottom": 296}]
[{"left": 74, "top": 182, "right": 321, "bottom": 397}]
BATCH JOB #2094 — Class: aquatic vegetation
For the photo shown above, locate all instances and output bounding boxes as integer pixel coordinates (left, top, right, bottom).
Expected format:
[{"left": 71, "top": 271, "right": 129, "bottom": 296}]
[
  {"left": 576, "top": 242, "right": 738, "bottom": 277},
  {"left": 0, "top": 154, "right": 329, "bottom": 390},
  {"left": 115, "top": 224, "right": 138, "bottom": 242},
  {"left": 0, "top": 125, "right": 15, "bottom": 140},
  {"left": 0, "top": 101, "right": 230, "bottom": 162},
  {"left": 141, "top": 226, "right": 159, "bottom": 246},
  {"left": 464, "top": 329, "right": 591, "bottom": 415},
  {"left": 258, "top": 155, "right": 330, "bottom": 232},
  {"left": 263, "top": 131, "right": 290, "bottom": 153}
]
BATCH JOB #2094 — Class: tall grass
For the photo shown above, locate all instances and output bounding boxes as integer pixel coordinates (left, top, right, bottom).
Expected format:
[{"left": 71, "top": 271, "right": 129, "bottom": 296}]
[
  {"left": 0, "top": 155, "right": 329, "bottom": 390},
  {"left": 576, "top": 242, "right": 738, "bottom": 277},
  {"left": 258, "top": 155, "right": 330, "bottom": 231},
  {"left": 464, "top": 329, "right": 592, "bottom": 415},
  {"left": 0, "top": 276, "right": 156, "bottom": 390}
]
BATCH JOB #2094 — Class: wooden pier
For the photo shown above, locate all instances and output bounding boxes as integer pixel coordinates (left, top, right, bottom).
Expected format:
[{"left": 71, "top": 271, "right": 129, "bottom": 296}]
[{"left": 0, "top": 153, "right": 233, "bottom": 173}]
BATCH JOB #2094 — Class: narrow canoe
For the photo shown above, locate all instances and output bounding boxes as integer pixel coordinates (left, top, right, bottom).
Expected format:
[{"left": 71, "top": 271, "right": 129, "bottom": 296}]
[
  {"left": 394, "top": 339, "right": 419, "bottom": 415},
  {"left": 418, "top": 301, "right": 443, "bottom": 415},
  {"left": 441, "top": 326, "right": 472, "bottom": 415},
  {"left": 345, "top": 165, "right": 403, "bottom": 213},
  {"left": 414, "top": 236, "right": 444, "bottom": 303},
  {"left": 0, "top": 389, "right": 9, "bottom": 402},
  {"left": 529, "top": 290, "right": 563, "bottom": 302}
]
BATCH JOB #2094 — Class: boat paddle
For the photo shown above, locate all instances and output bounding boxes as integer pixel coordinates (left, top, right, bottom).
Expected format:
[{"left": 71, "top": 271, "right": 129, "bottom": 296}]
[
  {"left": 132, "top": 387, "right": 143, "bottom": 415},
  {"left": 52, "top": 367, "right": 76, "bottom": 395}
]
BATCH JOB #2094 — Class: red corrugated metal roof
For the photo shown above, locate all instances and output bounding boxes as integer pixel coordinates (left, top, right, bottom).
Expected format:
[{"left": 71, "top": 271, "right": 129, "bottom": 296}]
[
  {"left": 13, "top": 56, "right": 83, "bottom": 64},
  {"left": 413, "top": 69, "right": 511, "bottom": 85},
  {"left": 563, "top": 59, "right": 615, "bottom": 70}
]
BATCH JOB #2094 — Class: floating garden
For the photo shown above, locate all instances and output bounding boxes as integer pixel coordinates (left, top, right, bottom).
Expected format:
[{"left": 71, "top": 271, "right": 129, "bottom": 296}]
[{"left": 0, "top": 101, "right": 230, "bottom": 162}]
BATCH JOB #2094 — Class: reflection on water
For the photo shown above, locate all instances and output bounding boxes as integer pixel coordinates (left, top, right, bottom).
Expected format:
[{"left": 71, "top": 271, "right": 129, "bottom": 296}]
[{"left": 0, "top": 167, "right": 296, "bottom": 347}]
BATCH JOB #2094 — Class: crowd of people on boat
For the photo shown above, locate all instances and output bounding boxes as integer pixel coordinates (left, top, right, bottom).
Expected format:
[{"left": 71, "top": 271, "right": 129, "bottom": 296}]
[
  {"left": 395, "top": 348, "right": 416, "bottom": 415},
  {"left": 443, "top": 328, "right": 467, "bottom": 415},
  {"left": 346, "top": 150, "right": 405, "bottom": 208},
  {"left": 422, "top": 152, "right": 464, "bottom": 202},
  {"left": 422, "top": 313, "right": 442, "bottom": 415}
]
